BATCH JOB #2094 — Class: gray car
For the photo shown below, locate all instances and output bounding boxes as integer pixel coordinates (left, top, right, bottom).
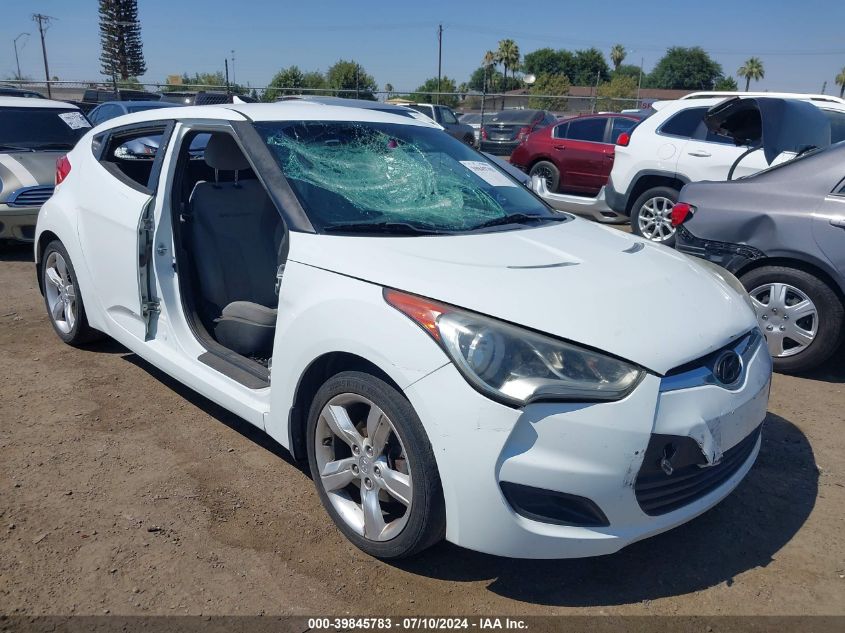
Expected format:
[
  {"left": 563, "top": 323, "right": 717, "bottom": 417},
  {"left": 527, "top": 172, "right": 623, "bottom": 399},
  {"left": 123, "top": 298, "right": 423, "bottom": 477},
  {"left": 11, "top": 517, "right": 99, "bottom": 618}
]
[
  {"left": 675, "top": 141, "right": 845, "bottom": 373},
  {"left": 87, "top": 100, "right": 180, "bottom": 126},
  {"left": 408, "top": 103, "right": 476, "bottom": 145}
]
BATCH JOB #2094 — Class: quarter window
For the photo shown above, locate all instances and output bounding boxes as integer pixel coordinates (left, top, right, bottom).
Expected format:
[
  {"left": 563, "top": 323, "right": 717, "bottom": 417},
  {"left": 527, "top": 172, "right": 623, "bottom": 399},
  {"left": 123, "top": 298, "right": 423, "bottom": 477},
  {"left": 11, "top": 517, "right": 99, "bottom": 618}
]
[
  {"left": 553, "top": 122, "right": 569, "bottom": 139},
  {"left": 660, "top": 107, "right": 708, "bottom": 138},
  {"left": 439, "top": 107, "right": 458, "bottom": 124}
]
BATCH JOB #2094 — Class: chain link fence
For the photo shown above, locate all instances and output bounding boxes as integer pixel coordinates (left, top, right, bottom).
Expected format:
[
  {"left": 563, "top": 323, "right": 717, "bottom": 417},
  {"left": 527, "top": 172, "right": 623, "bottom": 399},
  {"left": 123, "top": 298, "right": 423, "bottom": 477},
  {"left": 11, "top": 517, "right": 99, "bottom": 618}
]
[{"left": 3, "top": 79, "right": 647, "bottom": 116}]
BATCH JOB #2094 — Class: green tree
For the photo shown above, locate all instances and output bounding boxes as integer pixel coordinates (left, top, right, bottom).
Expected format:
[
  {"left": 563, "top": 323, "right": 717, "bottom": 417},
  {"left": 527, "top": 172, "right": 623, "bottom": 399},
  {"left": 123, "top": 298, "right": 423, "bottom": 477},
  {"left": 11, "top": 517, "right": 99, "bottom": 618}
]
[
  {"left": 528, "top": 73, "right": 571, "bottom": 111},
  {"left": 326, "top": 59, "right": 377, "bottom": 100},
  {"left": 384, "top": 83, "right": 394, "bottom": 99},
  {"left": 610, "top": 44, "right": 626, "bottom": 71},
  {"left": 98, "top": 0, "right": 146, "bottom": 80},
  {"left": 613, "top": 63, "right": 643, "bottom": 81},
  {"left": 737, "top": 57, "right": 765, "bottom": 91},
  {"left": 411, "top": 76, "right": 458, "bottom": 108},
  {"left": 522, "top": 48, "right": 575, "bottom": 79},
  {"left": 118, "top": 76, "right": 143, "bottom": 90},
  {"left": 714, "top": 76, "right": 738, "bottom": 91},
  {"left": 496, "top": 39, "right": 521, "bottom": 81},
  {"left": 648, "top": 46, "right": 723, "bottom": 90},
  {"left": 596, "top": 75, "right": 638, "bottom": 112},
  {"left": 572, "top": 48, "right": 610, "bottom": 85},
  {"left": 837, "top": 67, "right": 845, "bottom": 98},
  {"left": 468, "top": 65, "right": 503, "bottom": 92},
  {"left": 263, "top": 65, "right": 305, "bottom": 101}
]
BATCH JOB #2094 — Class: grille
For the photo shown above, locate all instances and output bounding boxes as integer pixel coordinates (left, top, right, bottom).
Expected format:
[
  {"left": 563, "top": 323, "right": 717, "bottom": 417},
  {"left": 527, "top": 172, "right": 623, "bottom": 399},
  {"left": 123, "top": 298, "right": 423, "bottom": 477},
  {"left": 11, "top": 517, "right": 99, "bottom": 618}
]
[
  {"left": 635, "top": 424, "right": 762, "bottom": 516},
  {"left": 6, "top": 185, "right": 54, "bottom": 208}
]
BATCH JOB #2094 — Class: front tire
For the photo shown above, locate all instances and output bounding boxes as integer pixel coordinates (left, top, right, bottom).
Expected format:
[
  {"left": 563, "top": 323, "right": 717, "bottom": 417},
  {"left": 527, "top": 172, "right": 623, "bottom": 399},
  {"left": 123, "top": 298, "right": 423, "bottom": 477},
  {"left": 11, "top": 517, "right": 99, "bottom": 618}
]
[
  {"left": 41, "top": 239, "right": 101, "bottom": 346},
  {"left": 740, "top": 266, "right": 844, "bottom": 373},
  {"left": 630, "top": 186, "right": 679, "bottom": 245},
  {"left": 528, "top": 160, "right": 560, "bottom": 192},
  {"left": 306, "top": 371, "right": 445, "bottom": 558}
]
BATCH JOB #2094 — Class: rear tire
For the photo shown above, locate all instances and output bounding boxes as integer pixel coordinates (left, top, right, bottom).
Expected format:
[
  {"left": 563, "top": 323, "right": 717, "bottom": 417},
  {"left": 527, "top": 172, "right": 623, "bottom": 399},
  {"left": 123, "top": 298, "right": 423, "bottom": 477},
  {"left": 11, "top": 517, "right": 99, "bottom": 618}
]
[
  {"left": 41, "top": 239, "right": 101, "bottom": 346},
  {"left": 740, "top": 265, "right": 844, "bottom": 373},
  {"left": 630, "top": 186, "right": 679, "bottom": 245},
  {"left": 306, "top": 371, "right": 445, "bottom": 559},
  {"left": 528, "top": 160, "right": 560, "bottom": 192}
]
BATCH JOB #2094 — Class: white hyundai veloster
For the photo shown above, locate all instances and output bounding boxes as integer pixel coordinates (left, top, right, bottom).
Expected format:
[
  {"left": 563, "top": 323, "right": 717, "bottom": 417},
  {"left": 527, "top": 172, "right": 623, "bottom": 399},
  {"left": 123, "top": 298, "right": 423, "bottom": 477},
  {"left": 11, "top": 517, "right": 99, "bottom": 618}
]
[{"left": 35, "top": 102, "right": 771, "bottom": 559}]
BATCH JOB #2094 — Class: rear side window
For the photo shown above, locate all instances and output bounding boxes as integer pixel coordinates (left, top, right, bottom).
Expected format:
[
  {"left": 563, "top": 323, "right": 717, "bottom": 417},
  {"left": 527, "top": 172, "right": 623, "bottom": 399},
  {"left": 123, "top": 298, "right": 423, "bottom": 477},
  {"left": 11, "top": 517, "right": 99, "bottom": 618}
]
[
  {"left": 824, "top": 110, "right": 845, "bottom": 144},
  {"left": 439, "top": 107, "right": 458, "bottom": 124},
  {"left": 566, "top": 117, "right": 608, "bottom": 143},
  {"left": 552, "top": 122, "right": 569, "bottom": 139},
  {"left": 100, "top": 125, "right": 168, "bottom": 191},
  {"left": 659, "top": 107, "right": 708, "bottom": 138}
]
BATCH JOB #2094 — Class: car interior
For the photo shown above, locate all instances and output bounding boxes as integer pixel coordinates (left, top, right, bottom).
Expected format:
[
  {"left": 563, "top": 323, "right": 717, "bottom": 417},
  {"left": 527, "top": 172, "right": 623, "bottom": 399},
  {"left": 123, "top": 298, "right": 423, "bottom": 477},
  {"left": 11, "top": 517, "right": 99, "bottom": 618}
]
[{"left": 170, "top": 131, "right": 285, "bottom": 375}]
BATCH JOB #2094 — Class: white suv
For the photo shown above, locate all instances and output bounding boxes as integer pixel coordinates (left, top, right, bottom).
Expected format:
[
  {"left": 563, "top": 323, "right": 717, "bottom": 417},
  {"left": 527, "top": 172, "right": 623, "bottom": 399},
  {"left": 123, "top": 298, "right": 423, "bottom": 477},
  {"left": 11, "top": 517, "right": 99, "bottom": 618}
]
[{"left": 606, "top": 94, "right": 845, "bottom": 245}]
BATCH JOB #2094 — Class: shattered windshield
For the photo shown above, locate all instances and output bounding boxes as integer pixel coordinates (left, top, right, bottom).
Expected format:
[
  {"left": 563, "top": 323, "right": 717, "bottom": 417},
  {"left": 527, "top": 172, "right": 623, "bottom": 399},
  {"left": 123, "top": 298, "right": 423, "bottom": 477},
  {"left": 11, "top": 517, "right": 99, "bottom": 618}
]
[{"left": 255, "top": 120, "right": 557, "bottom": 234}]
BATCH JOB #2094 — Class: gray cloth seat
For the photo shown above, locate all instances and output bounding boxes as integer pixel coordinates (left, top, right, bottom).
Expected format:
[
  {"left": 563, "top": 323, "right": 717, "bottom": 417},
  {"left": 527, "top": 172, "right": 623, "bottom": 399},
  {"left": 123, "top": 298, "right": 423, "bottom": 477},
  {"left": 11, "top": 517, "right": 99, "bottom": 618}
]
[{"left": 188, "top": 134, "right": 282, "bottom": 358}]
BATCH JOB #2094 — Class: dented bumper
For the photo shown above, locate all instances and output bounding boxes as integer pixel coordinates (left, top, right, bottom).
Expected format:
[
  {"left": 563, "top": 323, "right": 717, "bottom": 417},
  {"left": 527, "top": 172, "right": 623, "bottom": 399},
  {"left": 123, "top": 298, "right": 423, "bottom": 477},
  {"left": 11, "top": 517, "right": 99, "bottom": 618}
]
[{"left": 404, "top": 332, "right": 771, "bottom": 559}]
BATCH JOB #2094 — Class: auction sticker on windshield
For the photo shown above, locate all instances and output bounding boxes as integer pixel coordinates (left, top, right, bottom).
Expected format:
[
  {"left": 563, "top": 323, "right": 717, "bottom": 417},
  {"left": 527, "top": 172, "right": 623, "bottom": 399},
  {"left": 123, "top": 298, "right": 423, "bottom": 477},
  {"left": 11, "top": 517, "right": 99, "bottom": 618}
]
[
  {"left": 460, "top": 160, "right": 517, "bottom": 187},
  {"left": 58, "top": 112, "right": 91, "bottom": 130}
]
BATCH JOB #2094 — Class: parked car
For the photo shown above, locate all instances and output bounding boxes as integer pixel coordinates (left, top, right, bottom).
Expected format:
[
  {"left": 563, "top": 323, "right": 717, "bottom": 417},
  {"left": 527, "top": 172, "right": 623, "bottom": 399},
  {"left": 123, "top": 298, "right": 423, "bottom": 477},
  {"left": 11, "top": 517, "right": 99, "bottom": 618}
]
[
  {"left": 510, "top": 113, "right": 643, "bottom": 198},
  {"left": 408, "top": 103, "right": 476, "bottom": 145},
  {"left": 606, "top": 95, "right": 845, "bottom": 245},
  {"left": 458, "top": 112, "right": 488, "bottom": 145},
  {"left": 675, "top": 141, "right": 845, "bottom": 373},
  {"left": 480, "top": 109, "right": 558, "bottom": 156},
  {"left": 87, "top": 100, "right": 181, "bottom": 126},
  {"left": 0, "top": 97, "right": 91, "bottom": 243},
  {"left": 160, "top": 91, "right": 257, "bottom": 106},
  {"left": 0, "top": 86, "right": 46, "bottom": 99},
  {"left": 78, "top": 88, "right": 161, "bottom": 113},
  {"left": 36, "top": 102, "right": 770, "bottom": 559}
]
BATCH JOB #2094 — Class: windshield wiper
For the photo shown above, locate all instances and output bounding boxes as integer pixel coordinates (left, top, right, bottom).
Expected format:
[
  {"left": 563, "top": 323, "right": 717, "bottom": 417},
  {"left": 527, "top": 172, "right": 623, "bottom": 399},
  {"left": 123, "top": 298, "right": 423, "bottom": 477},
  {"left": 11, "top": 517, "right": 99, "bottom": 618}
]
[
  {"left": 323, "top": 221, "right": 448, "bottom": 235},
  {"left": 0, "top": 144, "right": 35, "bottom": 152},
  {"left": 470, "top": 213, "right": 568, "bottom": 231}
]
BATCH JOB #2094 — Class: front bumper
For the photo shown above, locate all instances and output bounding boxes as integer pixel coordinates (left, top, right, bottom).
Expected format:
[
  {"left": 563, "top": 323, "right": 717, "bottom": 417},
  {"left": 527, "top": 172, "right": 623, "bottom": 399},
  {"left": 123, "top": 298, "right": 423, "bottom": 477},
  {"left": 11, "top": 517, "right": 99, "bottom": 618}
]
[
  {"left": 405, "top": 332, "right": 771, "bottom": 559},
  {"left": 675, "top": 225, "right": 765, "bottom": 275},
  {"left": 0, "top": 205, "right": 39, "bottom": 242},
  {"left": 531, "top": 179, "right": 627, "bottom": 223}
]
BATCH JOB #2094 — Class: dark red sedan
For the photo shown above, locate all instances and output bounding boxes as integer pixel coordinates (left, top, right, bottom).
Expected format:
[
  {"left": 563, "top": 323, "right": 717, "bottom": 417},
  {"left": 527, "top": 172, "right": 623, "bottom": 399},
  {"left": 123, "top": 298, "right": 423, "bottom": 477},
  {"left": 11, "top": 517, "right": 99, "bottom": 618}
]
[{"left": 510, "top": 113, "right": 641, "bottom": 197}]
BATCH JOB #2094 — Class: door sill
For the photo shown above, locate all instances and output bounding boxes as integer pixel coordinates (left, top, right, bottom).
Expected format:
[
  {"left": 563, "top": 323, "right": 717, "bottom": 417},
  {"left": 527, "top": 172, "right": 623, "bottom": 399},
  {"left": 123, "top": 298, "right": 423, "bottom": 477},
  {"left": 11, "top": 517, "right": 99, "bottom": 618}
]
[{"left": 198, "top": 350, "right": 270, "bottom": 389}]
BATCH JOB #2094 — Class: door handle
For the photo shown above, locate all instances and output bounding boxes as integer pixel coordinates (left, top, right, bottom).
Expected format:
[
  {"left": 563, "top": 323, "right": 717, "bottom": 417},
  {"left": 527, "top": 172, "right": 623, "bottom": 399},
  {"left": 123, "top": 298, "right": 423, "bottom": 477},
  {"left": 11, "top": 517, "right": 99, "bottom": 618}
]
[
  {"left": 687, "top": 150, "right": 711, "bottom": 157},
  {"left": 553, "top": 145, "right": 567, "bottom": 150},
  {"left": 830, "top": 217, "right": 845, "bottom": 228}
]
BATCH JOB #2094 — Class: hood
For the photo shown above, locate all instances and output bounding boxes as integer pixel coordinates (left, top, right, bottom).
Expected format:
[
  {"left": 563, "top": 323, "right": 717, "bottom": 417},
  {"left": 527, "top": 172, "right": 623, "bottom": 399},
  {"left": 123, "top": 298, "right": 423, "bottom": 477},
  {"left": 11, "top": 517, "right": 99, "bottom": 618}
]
[
  {"left": 0, "top": 151, "right": 59, "bottom": 203},
  {"left": 288, "top": 220, "right": 756, "bottom": 374},
  {"left": 704, "top": 97, "right": 831, "bottom": 164}
]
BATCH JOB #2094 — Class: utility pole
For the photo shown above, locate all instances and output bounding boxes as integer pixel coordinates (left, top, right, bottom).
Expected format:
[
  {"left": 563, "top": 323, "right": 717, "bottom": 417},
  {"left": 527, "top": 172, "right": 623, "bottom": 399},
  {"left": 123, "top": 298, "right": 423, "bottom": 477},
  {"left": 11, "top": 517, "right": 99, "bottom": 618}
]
[
  {"left": 636, "top": 56, "right": 644, "bottom": 108},
  {"left": 13, "top": 33, "right": 29, "bottom": 82},
  {"left": 224, "top": 58, "right": 230, "bottom": 94},
  {"left": 436, "top": 23, "right": 443, "bottom": 105},
  {"left": 355, "top": 64, "right": 360, "bottom": 99},
  {"left": 231, "top": 50, "right": 236, "bottom": 86},
  {"left": 32, "top": 14, "right": 53, "bottom": 98}
]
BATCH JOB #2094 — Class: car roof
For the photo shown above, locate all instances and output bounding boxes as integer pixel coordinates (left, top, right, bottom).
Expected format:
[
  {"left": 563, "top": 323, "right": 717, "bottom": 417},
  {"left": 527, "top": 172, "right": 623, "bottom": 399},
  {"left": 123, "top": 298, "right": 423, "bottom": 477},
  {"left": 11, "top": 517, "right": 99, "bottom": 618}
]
[
  {"left": 682, "top": 91, "right": 845, "bottom": 106},
  {"left": 0, "top": 96, "right": 80, "bottom": 109},
  {"left": 93, "top": 101, "right": 442, "bottom": 131}
]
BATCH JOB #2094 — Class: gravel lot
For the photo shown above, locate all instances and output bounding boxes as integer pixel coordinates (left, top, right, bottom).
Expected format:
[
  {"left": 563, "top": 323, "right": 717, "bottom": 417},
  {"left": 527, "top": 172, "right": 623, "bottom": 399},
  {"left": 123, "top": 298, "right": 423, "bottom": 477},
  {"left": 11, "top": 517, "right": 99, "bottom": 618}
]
[{"left": 1, "top": 242, "right": 843, "bottom": 616}]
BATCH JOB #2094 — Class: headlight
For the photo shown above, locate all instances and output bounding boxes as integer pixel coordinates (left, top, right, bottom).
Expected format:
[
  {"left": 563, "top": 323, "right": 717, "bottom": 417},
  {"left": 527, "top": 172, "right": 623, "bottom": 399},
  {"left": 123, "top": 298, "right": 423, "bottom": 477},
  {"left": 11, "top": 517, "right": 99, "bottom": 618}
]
[
  {"left": 385, "top": 289, "right": 644, "bottom": 406},
  {"left": 693, "top": 258, "right": 756, "bottom": 315}
]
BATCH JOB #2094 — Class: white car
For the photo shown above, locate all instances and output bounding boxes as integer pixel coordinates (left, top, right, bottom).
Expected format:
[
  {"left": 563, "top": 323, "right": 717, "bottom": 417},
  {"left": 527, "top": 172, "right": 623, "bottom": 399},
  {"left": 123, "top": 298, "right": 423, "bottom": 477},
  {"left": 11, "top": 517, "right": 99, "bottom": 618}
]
[
  {"left": 606, "top": 94, "right": 845, "bottom": 245},
  {"left": 35, "top": 102, "right": 771, "bottom": 559}
]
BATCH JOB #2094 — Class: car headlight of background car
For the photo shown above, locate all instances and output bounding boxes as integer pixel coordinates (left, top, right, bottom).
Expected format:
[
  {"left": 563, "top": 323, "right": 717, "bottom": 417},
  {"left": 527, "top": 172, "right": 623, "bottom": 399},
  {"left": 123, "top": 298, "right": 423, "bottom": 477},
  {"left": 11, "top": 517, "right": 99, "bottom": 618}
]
[
  {"left": 692, "top": 257, "right": 757, "bottom": 315},
  {"left": 385, "top": 289, "right": 644, "bottom": 406}
]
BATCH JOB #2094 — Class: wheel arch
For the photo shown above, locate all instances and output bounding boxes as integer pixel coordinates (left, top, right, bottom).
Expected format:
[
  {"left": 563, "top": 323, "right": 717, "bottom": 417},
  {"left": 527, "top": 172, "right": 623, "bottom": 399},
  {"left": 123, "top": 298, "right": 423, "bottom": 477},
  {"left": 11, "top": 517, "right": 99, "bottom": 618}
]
[
  {"left": 736, "top": 256, "right": 845, "bottom": 303},
  {"left": 625, "top": 171, "right": 689, "bottom": 215},
  {"left": 287, "top": 351, "right": 403, "bottom": 462}
]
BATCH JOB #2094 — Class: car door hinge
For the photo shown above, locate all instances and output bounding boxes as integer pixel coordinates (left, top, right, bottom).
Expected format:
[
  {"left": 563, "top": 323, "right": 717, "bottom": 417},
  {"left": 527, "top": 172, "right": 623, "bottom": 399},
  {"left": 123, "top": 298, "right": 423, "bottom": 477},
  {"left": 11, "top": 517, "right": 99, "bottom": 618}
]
[{"left": 142, "top": 300, "right": 160, "bottom": 316}]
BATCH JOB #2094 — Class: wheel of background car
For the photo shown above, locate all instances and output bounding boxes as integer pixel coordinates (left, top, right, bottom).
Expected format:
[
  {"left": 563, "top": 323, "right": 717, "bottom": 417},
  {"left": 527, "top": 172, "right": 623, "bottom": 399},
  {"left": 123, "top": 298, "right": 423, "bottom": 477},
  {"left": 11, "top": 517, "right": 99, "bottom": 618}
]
[
  {"left": 463, "top": 134, "right": 475, "bottom": 146},
  {"left": 41, "top": 240, "right": 102, "bottom": 346},
  {"left": 306, "top": 370, "right": 446, "bottom": 559},
  {"left": 740, "top": 266, "right": 844, "bottom": 373},
  {"left": 528, "top": 161, "right": 560, "bottom": 193},
  {"left": 631, "top": 186, "right": 679, "bottom": 245}
]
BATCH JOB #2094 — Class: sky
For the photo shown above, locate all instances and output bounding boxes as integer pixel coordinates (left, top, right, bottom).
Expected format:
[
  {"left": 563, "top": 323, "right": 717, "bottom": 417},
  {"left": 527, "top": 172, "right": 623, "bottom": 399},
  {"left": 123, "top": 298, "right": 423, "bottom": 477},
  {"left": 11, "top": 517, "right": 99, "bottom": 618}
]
[{"left": 3, "top": 0, "right": 845, "bottom": 94}]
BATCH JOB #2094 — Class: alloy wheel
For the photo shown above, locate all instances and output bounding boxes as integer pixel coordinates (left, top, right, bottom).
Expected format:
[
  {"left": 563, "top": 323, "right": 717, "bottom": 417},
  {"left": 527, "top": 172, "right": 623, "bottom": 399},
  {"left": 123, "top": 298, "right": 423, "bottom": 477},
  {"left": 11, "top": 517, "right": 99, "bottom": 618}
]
[
  {"left": 531, "top": 164, "right": 555, "bottom": 189},
  {"left": 749, "top": 282, "right": 818, "bottom": 357},
  {"left": 314, "top": 393, "right": 413, "bottom": 542},
  {"left": 44, "top": 251, "right": 77, "bottom": 334},
  {"left": 637, "top": 196, "right": 675, "bottom": 242}
]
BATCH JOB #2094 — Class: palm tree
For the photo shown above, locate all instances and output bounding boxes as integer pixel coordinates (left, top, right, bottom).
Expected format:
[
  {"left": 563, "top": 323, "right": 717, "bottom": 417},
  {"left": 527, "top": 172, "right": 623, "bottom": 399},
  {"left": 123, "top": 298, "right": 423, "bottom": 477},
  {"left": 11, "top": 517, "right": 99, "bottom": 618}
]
[
  {"left": 496, "top": 39, "right": 520, "bottom": 81},
  {"left": 737, "top": 57, "right": 765, "bottom": 91},
  {"left": 384, "top": 83, "right": 393, "bottom": 99},
  {"left": 610, "top": 44, "right": 626, "bottom": 71},
  {"left": 836, "top": 67, "right": 845, "bottom": 98},
  {"left": 483, "top": 50, "right": 497, "bottom": 90}
]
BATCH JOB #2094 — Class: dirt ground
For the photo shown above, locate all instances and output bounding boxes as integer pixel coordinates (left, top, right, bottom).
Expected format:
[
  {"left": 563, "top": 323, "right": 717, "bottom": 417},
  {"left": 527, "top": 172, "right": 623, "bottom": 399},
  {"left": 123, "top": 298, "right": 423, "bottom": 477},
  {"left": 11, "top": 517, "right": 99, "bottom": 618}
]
[{"left": 1, "top": 242, "right": 844, "bottom": 617}]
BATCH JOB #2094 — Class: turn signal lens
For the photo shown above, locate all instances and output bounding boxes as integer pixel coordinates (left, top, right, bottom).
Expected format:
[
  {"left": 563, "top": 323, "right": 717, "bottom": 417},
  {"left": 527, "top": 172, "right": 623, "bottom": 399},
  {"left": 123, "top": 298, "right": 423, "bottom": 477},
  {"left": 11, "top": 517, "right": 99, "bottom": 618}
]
[
  {"left": 55, "top": 155, "right": 71, "bottom": 185},
  {"left": 383, "top": 289, "right": 450, "bottom": 342},
  {"left": 671, "top": 202, "right": 695, "bottom": 227}
]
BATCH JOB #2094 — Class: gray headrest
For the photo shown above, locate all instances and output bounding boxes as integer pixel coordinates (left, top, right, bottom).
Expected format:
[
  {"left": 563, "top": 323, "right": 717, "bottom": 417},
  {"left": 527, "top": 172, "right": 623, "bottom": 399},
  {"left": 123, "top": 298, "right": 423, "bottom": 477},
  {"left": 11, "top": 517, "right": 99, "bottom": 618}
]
[{"left": 204, "top": 134, "right": 250, "bottom": 171}]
